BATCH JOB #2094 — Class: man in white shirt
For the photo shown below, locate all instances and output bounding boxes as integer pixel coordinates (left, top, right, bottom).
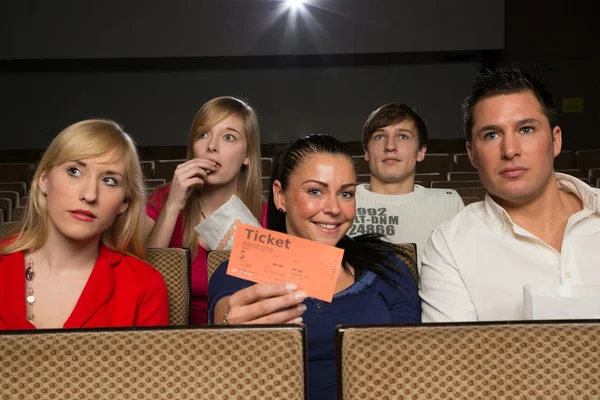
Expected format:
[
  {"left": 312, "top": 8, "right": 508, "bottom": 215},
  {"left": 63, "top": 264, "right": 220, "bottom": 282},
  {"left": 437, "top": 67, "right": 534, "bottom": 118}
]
[
  {"left": 350, "top": 103, "right": 464, "bottom": 266},
  {"left": 420, "top": 68, "right": 600, "bottom": 322}
]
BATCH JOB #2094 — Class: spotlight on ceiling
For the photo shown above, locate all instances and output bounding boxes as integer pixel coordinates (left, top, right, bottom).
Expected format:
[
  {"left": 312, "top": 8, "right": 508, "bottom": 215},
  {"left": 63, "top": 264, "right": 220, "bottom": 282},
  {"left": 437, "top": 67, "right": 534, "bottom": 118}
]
[{"left": 286, "top": 0, "right": 304, "bottom": 10}]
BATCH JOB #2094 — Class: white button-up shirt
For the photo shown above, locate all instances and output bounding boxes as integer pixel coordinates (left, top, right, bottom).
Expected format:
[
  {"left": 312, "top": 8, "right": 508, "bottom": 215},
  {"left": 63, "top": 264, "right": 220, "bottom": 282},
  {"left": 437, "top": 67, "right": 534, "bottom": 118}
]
[{"left": 420, "top": 173, "right": 600, "bottom": 322}]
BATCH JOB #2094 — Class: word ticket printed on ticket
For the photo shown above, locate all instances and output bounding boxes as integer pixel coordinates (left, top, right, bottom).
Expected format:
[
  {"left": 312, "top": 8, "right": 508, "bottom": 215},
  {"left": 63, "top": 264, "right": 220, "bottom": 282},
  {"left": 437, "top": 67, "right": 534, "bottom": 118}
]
[{"left": 226, "top": 222, "right": 344, "bottom": 302}]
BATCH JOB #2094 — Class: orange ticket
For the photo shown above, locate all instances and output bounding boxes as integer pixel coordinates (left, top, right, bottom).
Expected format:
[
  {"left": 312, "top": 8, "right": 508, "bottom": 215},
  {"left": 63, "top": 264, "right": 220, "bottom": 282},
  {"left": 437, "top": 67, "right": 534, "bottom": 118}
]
[{"left": 227, "top": 222, "right": 344, "bottom": 302}]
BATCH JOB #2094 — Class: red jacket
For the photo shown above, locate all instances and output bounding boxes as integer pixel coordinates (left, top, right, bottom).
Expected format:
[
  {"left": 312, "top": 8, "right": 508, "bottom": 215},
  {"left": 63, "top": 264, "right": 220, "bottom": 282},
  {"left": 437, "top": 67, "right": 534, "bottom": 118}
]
[{"left": 0, "top": 245, "right": 169, "bottom": 330}]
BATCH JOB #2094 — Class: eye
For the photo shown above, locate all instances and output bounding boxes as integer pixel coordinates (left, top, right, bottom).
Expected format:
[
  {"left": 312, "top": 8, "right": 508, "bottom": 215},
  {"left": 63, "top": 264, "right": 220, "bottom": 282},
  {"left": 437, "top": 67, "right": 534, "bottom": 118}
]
[
  {"left": 224, "top": 133, "right": 236, "bottom": 141},
  {"left": 103, "top": 176, "right": 119, "bottom": 186},
  {"left": 198, "top": 132, "right": 208, "bottom": 139},
  {"left": 520, "top": 126, "right": 535, "bottom": 134},
  {"left": 67, "top": 167, "right": 82, "bottom": 177},
  {"left": 374, "top": 134, "right": 385, "bottom": 141},
  {"left": 399, "top": 134, "right": 409, "bottom": 140},
  {"left": 341, "top": 191, "right": 355, "bottom": 199},
  {"left": 308, "top": 188, "right": 322, "bottom": 196},
  {"left": 483, "top": 132, "right": 500, "bottom": 140}
]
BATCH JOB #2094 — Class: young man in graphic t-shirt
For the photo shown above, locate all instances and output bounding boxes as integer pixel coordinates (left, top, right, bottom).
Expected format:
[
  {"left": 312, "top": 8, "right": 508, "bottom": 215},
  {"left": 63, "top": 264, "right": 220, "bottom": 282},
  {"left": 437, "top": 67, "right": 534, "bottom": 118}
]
[{"left": 350, "top": 103, "right": 464, "bottom": 268}]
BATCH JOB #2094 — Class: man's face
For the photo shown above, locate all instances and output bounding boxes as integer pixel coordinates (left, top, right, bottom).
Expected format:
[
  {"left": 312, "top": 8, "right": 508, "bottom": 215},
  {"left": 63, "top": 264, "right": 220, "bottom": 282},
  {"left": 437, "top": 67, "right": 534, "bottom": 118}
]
[
  {"left": 467, "top": 91, "right": 561, "bottom": 204},
  {"left": 365, "top": 119, "right": 426, "bottom": 185}
]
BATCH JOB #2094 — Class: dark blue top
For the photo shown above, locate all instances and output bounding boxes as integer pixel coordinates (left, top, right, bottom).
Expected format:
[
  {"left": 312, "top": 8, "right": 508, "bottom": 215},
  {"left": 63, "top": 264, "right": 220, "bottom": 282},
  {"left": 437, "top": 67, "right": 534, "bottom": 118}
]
[{"left": 208, "top": 255, "right": 421, "bottom": 400}]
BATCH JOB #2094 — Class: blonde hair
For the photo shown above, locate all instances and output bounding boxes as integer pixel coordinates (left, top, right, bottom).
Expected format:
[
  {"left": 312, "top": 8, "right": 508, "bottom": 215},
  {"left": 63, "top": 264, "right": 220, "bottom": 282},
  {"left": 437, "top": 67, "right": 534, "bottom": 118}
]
[
  {"left": 0, "top": 119, "right": 146, "bottom": 258},
  {"left": 182, "top": 96, "right": 262, "bottom": 259}
]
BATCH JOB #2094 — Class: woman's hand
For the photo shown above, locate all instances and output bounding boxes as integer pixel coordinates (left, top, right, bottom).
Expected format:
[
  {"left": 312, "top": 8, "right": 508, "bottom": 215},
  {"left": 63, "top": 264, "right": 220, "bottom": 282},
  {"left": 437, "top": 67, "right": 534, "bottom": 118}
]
[
  {"left": 222, "top": 283, "right": 307, "bottom": 324},
  {"left": 164, "top": 158, "right": 216, "bottom": 212}
]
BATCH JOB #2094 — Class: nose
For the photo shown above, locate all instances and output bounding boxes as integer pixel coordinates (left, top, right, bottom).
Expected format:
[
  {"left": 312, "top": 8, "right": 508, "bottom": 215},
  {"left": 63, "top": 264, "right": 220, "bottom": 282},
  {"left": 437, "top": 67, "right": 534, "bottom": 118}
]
[
  {"left": 207, "top": 134, "right": 219, "bottom": 153},
  {"left": 501, "top": 132, "right": 521, "bottom": 160},
  {"left": 323, "top": 194, "right": 341, "bottom": 216},
  {"left": 80, "top": 177, "right": 98, "bottom": 204},
  {"left": 384, "top": 136, "right": 397, "bottom": 152}
]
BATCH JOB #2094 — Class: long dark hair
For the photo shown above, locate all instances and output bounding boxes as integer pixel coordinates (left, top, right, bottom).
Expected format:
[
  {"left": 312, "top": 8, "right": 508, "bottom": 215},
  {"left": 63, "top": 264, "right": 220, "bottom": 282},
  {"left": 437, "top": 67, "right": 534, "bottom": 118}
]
[{"left": 267, "top": 133, "right": 414, "bottom": 286}]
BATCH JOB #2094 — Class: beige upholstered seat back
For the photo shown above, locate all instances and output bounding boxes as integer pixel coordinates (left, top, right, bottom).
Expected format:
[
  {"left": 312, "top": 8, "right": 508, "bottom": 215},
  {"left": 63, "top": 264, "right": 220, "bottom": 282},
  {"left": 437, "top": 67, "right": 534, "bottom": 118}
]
[
  {"left": 393, "top": 243, "right": 418, "bottom": 283},
  {"left": 338, "top": 322, "right": 600, "bottom": 399},
  {"left": 0, "top": 222, "right": 21, "bottom": 239},
  {"left": 0, "top": 326, "right": 307, "bottom": 400},
  {"left": 462, "top": 196, "right": 483, "bottom": 205},
  {"left": 0, "top": 198, "right": 12, "bottom": 223},
  {"left": 146, "top": 248, "right": 191, "bottom": 325},
  {"left": 207, "top": 249, "right": 232, "bottom": 281},
  {"left": 11, "top": 206, "right": 25, "bottom": 222},
  {"left": 455, "top": 186, "right": 488, "bottom": 202}
]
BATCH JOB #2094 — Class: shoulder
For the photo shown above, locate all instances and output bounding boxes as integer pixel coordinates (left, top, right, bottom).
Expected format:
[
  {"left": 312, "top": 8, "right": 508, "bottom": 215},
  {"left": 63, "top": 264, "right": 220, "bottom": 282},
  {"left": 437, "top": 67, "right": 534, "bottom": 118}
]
[
  {"left": 368, "top": 255, "right": 419, "bottom": 302},
  {"left": 420, "top": 187, "right": 462, "bottom": 201},
  {"left": 429, "top": 200, "right": 485, "bottom": 240},
  {"left": 355, "top": 184, "right": 371, "bottom": 198},
  {"left": 115, "top": 252, "right": 167, "bottom": 289},
  {"left": 386, "top": 254, "right": 418, "bottom": 288},
  {"left": 147, "top": 185, "right": 172, "bottom": 211},
  {"left": 0, "top": 250, "right": 23, "bottom": 268}
]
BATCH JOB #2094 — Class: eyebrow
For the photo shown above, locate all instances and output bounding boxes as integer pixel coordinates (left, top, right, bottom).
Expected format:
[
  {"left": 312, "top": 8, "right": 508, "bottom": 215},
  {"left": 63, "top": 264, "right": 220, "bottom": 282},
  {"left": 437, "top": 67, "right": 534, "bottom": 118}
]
[
  {"left": 475, "top": 124, "right": 502, "bottom": 136},
  {"left": 302, "top": 179, "right": 356, "bottom": 189},
  {"left": 476, "top": 118, "right": 541, "bottom": 136},
  {"left": 375, "top": 127, "right": 414, "bottom": 134},
  {"left": 74, "top": 160, "right": 124, "bottom": 177},
  {"left": 516, "top": 118, "right": 540, "bottom": 126},
  {"left": 224, "top": 127, "right": 241, "bottom": 134}
]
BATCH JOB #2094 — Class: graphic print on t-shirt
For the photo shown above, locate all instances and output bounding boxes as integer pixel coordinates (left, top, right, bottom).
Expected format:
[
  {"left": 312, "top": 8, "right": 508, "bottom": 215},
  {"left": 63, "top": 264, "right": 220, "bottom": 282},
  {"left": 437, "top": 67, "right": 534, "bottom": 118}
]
[{"left": 349, "top": 207, "right": 398, "bottom": 236}]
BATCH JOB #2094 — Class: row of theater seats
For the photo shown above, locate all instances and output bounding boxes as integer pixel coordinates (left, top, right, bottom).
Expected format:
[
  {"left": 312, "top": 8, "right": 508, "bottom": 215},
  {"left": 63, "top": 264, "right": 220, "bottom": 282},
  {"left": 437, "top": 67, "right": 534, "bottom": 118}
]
[
  {"left": 1, "top": 321, "right": 598, "bottom": 399},
  {"left": 0, "top": 148, "right": 599, "bottom": 221},
  {"left": 1, "top": 152, "right": 599, "bottom": 398}
]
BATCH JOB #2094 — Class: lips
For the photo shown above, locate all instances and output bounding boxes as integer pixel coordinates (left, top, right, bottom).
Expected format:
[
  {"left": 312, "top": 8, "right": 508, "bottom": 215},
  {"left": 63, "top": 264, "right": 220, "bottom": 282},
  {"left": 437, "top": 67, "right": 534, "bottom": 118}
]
[
  {"left": 500, "top": 166, "right": 527, "bottom": 178},
  {"left": 206, "top": 159, "right": 222, "bottom": 173},
  {"left": 68, "top": 209, "right": 97, "bottom": 222},
  {"left": 312, "top": 222, "right": 343, "bottom": 234},
  {"left": 315, "top": 223, "right": 338, "bottom": 230},
  {"left": 382, "top": 158, "right": 401, "bottom": 164}
]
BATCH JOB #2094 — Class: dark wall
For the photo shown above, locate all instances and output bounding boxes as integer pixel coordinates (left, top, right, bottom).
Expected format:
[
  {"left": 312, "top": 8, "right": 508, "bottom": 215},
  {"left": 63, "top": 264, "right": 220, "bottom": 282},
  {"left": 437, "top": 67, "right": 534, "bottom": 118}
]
[
  {"left": 502, "top": 0, "right": 600, "bottom": 150},
  {"left": 1, "top": 62, "right": 481, "bottom": 149},
  {"left": 0, "top": 1, "right": 505, "bottom": 150},
  {"left": 1, "top": 0, "right": 503, "bottom": 59}
]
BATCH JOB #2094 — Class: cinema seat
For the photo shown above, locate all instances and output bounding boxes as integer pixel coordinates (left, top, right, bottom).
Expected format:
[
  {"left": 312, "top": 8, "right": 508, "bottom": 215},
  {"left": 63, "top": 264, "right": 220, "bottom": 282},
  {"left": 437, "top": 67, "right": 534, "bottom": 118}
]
[
  {"left": 337, "top": 321, "right": 600, "bottom": 400},
  {"left": 0, "top": 325, "right": 307, "bottom": 399}
]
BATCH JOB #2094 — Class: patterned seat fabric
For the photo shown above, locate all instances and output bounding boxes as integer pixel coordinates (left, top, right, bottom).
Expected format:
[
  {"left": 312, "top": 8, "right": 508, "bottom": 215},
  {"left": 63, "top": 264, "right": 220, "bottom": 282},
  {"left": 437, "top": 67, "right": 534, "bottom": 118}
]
[
  {"left": 0, "top": 222, "right": 21, "bottom": 239},
  {"left": 207, "top": 249, "right": 233, "bottom": 281},
  {"left": 11, "top": 206, "right": 25, "bottom": 222},
  {"left": 455, "top": 186, "right": 488, "bottom": 201},
  {"left": 146, "top": 248, "right": 191, "bottom": 326},
  {"left": 394, "top": 243, "right": 418, "bottom": 283},
  {"left": 0, "top": 326, "right": 306, "bottom": 399},
  {"left": 339, "top": 323, "right": 600, "bottom": 399}
]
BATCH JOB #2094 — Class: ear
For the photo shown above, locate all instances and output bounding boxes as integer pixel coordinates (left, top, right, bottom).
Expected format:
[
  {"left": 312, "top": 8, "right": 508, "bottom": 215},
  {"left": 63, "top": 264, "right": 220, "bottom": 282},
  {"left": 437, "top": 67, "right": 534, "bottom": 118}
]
[
  {"left": 552, "top": 126, "right": 562, "bottom": 158},
  {"left": 119, "top": 197, "right": 130, "bottom": 214},
  {"left": 466, "top": 141, "right": 478, "bottom": 170},
  {"left": 364, "top": 149, "right": 369, "bottom": 162},
  {"left": 272, "top": 180, "right": 286, "bottom": 212},
  {"left": 38, "top": 169, "right": 48, "bottom": 193},
  {"left": 416, "top": 145, "right": 427, "bottom": 162},
  {"left": 242, "top": 155, "right": 249, "bottom": 166}
]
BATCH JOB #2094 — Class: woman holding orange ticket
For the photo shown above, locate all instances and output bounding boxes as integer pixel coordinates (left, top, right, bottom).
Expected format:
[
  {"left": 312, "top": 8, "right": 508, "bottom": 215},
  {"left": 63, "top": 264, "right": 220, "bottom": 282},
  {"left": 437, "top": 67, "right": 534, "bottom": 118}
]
[{"left": 208, "top": 134, "right": 421, "bottom": 400}]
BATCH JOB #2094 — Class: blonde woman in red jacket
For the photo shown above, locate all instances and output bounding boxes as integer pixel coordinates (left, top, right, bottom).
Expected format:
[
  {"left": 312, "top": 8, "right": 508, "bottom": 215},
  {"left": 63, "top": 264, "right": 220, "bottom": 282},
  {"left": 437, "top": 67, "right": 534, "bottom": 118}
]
[{"left": 0, "top": 119, "right": 168, "bottom": 330}]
